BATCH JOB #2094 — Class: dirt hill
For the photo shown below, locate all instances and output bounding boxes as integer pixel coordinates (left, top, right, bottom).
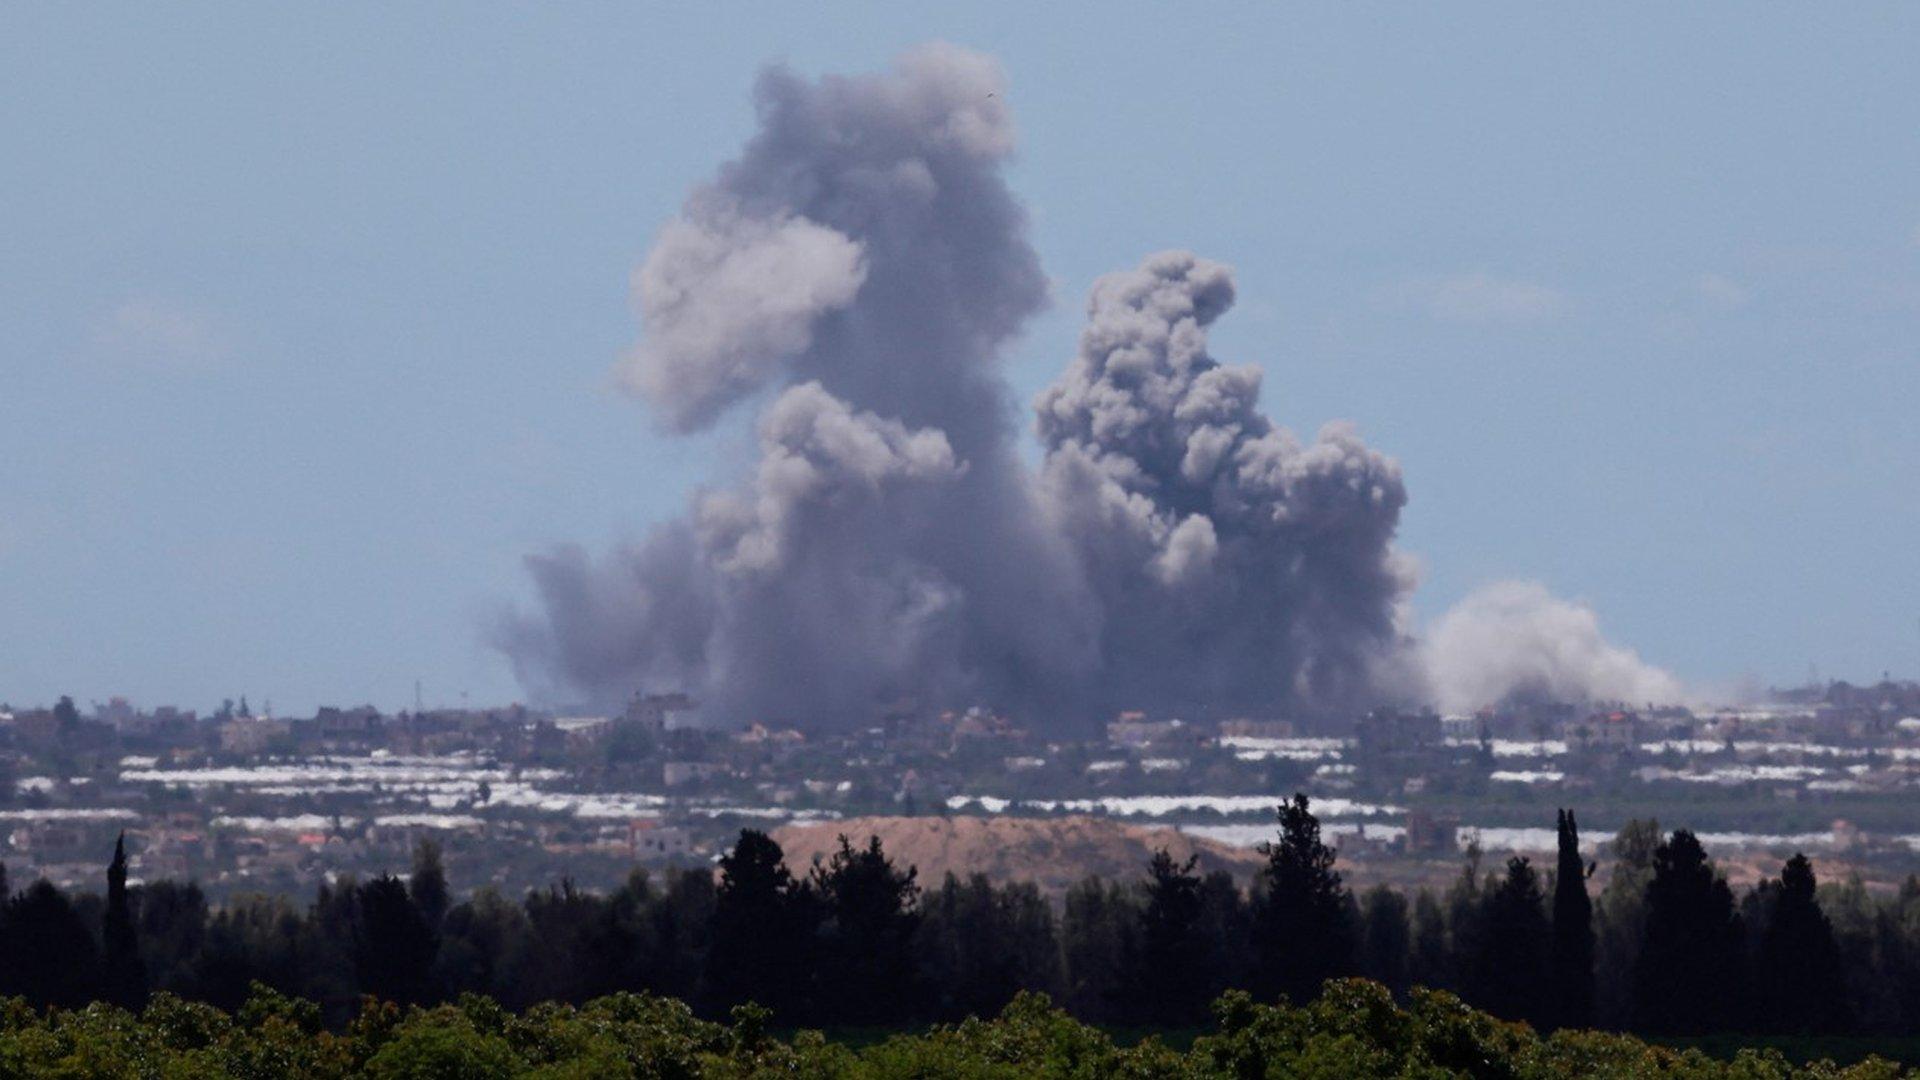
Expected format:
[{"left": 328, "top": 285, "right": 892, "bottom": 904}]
[{"left": 769, "top": 813, "right": 1265, "bottom": 896}]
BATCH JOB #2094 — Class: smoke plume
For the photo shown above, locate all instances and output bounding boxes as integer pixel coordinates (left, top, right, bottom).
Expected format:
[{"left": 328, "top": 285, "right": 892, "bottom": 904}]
[
  {"left": 499, "top": 45, "right": 1677, "bottom": 728},
  {"left": 1034, "top": 252, "right": 1417, "bottom": 716},
  {"left": 500, "top": 45, "right": 1099, "bottom": 727},
  {"left": 1423, "top": 581, "right": 1686, "bottom": 713}
]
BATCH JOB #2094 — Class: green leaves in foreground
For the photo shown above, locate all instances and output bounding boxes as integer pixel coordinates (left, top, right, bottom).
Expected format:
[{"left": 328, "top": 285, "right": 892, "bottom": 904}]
[{"left": 0, "top": 979, "right": 1900, "bottom": 1079}]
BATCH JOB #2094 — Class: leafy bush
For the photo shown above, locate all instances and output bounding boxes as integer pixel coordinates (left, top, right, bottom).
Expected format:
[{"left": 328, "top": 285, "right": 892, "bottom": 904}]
[{"left": 0, "top": 979, "right": 1900, "bottom": 1078}]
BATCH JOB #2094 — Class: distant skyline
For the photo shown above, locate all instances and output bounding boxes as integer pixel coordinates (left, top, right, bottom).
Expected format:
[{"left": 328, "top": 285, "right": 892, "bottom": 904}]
[{"left": 4, "top": 5, "right": 1918, "bottom": 714}]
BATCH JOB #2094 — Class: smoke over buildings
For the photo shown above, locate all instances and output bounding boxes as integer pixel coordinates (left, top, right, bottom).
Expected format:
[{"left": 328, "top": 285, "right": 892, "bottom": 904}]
[
  {"left": 1423, "top": 581, "right": 1687, "bottom": 714},
  {"left": 497, "top": 45, "right": 1685, "bottom": 728},
  {"left": 1033, "top": 252, "right": 1418, "bottom": 717},
  {"left": 499, "top": 44, "right": 1098, "bottom": 727}
]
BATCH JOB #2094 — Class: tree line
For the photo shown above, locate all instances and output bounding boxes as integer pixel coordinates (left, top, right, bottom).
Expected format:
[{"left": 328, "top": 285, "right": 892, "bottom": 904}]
[{"left": 0, "top": 796, "right": 1910, "bottom": 1039}]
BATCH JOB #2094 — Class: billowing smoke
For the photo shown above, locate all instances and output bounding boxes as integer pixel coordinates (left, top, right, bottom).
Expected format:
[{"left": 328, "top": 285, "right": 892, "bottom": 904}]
[
  {"left": 498, "top": 45, "right": 1673, "bottom": 728},
  {"left": 1423, "top": 581, "right": 1687, "bottom": 713},
  {"left": 1034, "top": 252, "right": 1417, "bottom": 716},
  {"left": 499, "top": 44, "right": 1100, "bottom": 727}
]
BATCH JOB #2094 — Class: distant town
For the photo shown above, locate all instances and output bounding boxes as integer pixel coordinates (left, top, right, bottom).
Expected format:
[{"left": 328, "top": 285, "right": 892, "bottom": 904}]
[{"left": 4, "top": 679, "right": 1920, "bottom": 898}]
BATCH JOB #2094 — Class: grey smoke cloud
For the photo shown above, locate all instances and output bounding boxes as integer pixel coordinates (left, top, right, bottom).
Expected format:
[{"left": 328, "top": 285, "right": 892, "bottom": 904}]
[
  {"left": 499, "top": 44, "right": 1096, "bottom": 727},
  {"left": 1035, "top": 252, "right": 1418, "bottom": 718},
  {"left": 1423, "top": 580, "right": 1686, "bottom": 713},
  {"left": 622, "top": 212, "right": 868, "bottom": 433},
  {"left": 499, "top": 45, "right": 1677, "bottom": 728},
  {"left": 695, "top": 381, "right": 965, "bottom": 576}
]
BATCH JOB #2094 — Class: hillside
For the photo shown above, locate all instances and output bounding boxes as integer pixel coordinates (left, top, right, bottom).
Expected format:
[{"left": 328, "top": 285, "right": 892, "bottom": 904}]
[{"left": 770, "top": 813, "right": 1265, "bottom": 893}]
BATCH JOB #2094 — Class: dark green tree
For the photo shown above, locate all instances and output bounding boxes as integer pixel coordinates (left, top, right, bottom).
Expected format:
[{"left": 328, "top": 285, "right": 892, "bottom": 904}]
[
  {"left": 1254, "top": 794, "right": 1355, "bottom": 1003},
  {"left": 302, "top": 880, "right": 365, "bottom": 1021},
  {"left": 1408, "top": 888, "right": 1451, "bottom": 993},
  {"left": 1633, "top": 829, "right": 1746, "bottom": 1034},
  {"left": 1122, "top": 850, "right": 1211, "bottom": 1025},
  {"left": 409, "top": 840, "right": 450, "bottom": 931},
  {"left": 706, "top": 830, "right": 818, "bottom": 1018},
  {"left": 516, "top": 879, "right": 627, "bottom": 1006},
  {"left": 811, "top": 834, "right": 922, "bottom": 1024},
  {"left": 1358, "top": 884, "right": 1411, "bottom": 999},
  {"left": 192, "top": 894, "right": 304, "bottom": 1012},
  {"left": 1061, "top": 876, "right": 1137, "bottom": 1023},
  {"left": 102, "top": 833, "right": 148, "bottom": 1008},
  {"left": 1550, "top": 808, "right": 1594, "bottom": 1028},
  {"left": 1878, "top": 877, "right": 1920, "bottom": 1033},
  {"left": 919, "top": 873, "right": 1062, "bottom": 1021},
  {"left": 1195, "top": 868, "right": 1254, "bottom": 996},
  {"left": 354, "top": 874, "right": 437, "bottom": 1005},
  {"left": 1812, "top": 875, "right": 1902, "bottom": 1034},
  {"left": 432, "top": 886, "right": 528, "bottom": 1001},
  {"left": 1755, "top": 853, "right": 1847, "bottom": 1033},
  {"left": 1470, "top": 855, "right": 1552, "bottom": 1028},
  {"left": 1443, "top": 838, "right": 1489, "bottom": 993},
  {"left": 0, "top": 879, "right": 100, "bottom": 1007},
  {"left": 635, "top": 868, "right": 714, "bottom": 1003},
  {"left": 133, "top": 879, "right": 208, "bottom": 996},
  {"left": 1595, "top": 817, "right": 1660, "bottom": 1028}
]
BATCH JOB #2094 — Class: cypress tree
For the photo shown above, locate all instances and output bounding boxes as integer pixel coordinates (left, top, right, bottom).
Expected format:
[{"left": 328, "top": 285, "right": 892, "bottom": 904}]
[
  {"left": 1756, "top": 853, "right": 1848, "bottom": 1033},
  {"left": 1550, "top": 809, "right": 1594, "bottom": 1029},
  {"left": 1633, "top": 829, "right": 1745, "bottom": 1034},
  {"left": 1254, "top": 793, "right": 1355, "bottom": 1003},
  {"left": 102, "top": 832, "right": 148, "bottom": 1008}
]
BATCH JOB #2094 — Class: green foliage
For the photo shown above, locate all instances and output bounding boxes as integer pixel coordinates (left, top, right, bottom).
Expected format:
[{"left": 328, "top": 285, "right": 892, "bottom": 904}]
[
  {"left": 918, "top": 873, "right": 1063, "bottom": 1022},
  {"left": 1254, "top": 793, "right": 1356, "bottom": 1004},
  {"left": 364, "top": 1016, "right": 519, "bottom": 1080},
  {"left": 0, "top": 979, "right": 1898, "bottom": 1078},
  {"left": 811, "top": 834, "right": 923, "bottom": 1026}
]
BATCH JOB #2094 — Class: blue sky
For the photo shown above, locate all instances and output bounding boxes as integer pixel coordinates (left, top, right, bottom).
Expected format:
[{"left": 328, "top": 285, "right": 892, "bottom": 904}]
[{"left": 4, "top": 5, "right": 1917, "bottom": 714}]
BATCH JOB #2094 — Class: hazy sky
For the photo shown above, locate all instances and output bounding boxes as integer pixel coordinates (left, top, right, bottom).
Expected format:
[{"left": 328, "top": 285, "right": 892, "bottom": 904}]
[{"left": 4, "top": 5, "right": 1917, "bottom": 715}]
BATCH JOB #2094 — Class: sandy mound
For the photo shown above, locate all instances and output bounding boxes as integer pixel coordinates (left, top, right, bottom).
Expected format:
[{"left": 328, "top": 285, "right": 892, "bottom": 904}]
[{"left": 769, "top": 813, "right": 1265, "bottom": 896}]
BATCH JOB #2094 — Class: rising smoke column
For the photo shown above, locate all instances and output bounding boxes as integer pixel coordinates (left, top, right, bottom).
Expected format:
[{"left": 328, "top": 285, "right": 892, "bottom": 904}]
[
  {"left": 499, "top": 45, "right": 1098, "bottom": 726},
  {"left": 1035, "top": 252, "right": 1419, "bottom": 719},
  {"left": 501, "top": 47, "right": 1434, "bottom": 728}
]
